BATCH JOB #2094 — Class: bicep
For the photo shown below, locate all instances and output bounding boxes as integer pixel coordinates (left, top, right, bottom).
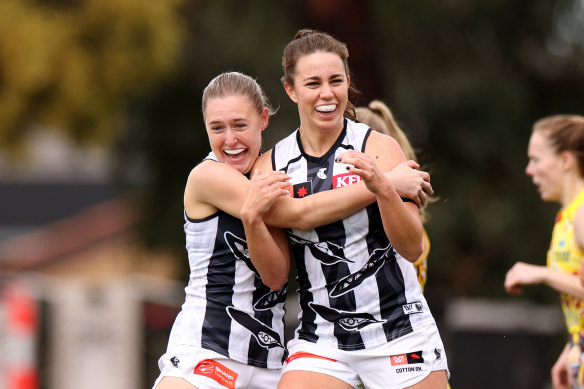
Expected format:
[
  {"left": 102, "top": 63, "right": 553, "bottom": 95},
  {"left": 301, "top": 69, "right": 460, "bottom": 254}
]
[
  {"left": 364, "top": 131, "right": 407, "bottom": 171},
  {"left": 188, "top": 162, "right": 250, "bottom": 218}
]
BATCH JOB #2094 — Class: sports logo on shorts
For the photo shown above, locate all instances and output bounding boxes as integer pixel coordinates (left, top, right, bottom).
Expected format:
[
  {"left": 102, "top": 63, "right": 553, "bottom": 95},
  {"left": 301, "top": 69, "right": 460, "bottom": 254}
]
[
  {"left": 194, "top": 359, "right": 238, "bottom": 389},
  {"left": 390, "top": 351, "right": 424, "bottom": 366}
]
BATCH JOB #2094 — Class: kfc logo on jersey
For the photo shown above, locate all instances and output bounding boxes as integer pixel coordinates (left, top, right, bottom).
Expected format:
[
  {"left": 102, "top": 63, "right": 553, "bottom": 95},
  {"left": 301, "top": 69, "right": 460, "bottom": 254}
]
[
  {"left": 333, "top": 172, "right": 362, "bottom": 188},
  {"left": 390, "top": 351, "right": 424, "bottom": 366}
]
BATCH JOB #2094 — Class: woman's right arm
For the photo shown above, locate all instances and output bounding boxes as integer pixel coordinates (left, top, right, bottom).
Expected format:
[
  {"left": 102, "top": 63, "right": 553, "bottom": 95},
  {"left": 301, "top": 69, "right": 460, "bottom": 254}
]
[{"left": 253, "top": 151, "right": 432, "bottom": 230}]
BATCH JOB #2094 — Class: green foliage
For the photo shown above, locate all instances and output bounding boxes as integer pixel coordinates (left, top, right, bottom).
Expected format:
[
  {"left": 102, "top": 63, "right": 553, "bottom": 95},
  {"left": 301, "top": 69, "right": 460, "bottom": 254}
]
[{"left": 0, "top": 0, "right": 185, "bottom": 155}]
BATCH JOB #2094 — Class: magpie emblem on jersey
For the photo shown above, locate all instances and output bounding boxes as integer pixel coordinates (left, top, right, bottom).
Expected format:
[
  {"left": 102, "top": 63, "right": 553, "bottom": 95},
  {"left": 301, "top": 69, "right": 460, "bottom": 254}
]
[
  {"left": 308, "top": 302, "right": 386, "bottom": 331},
  {"left": 226, "top": 306, "right": 284, "bottom": 349},
  {"left": 254, "top": 285, "right": 288, "bottom": 311},
  {"left": 170, "top": 356, "right": 180, "bottom": 367},
  {"left": 329, "top": 245, "right": 392, "bottom": 297},
  {"left": 289, "top": 233, "right": 353, "bottom": 265},
  {"left": 224, "top": 231, "right": 259, "bottom": 277}
]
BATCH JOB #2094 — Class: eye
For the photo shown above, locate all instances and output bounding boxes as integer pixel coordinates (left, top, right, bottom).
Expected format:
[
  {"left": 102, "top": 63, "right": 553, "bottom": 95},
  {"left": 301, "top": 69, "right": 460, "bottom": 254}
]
[
  {"left": 305, "top": 81, "right": 319, "bottom": 87},
  {"left": 211, "top": 125, "right": 224, "bottom": 132}
]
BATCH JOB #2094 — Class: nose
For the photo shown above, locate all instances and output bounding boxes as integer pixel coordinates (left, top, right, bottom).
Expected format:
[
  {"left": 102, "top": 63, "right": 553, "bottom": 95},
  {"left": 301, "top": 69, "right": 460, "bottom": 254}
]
[
  {"left": 320, "top": 83, "right": 333, "bottom": 99},
  {"left": 525, "top": 162, "right": 533, "bottom": 176},
  {"left": 225, "top": 129, "right": 238, "bottom": 146}
]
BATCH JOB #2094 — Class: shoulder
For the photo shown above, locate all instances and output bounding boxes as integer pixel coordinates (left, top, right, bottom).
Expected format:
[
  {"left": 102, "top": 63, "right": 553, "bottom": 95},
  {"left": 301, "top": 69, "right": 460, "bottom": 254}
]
[
  {"left": 365, "top": 130, "right": 405, "bottom": 162},
  {"left": 254, "top": 150, "right": 274, "bottom": 172}
]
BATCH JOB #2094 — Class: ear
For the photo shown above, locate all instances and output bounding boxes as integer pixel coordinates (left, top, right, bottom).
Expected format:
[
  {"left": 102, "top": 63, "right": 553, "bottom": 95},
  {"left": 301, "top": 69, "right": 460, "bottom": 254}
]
[
  {"left": 561, "top": 151, "right": 576, "bottom": 171},
  {"left": 284, "top": 82, "right": 297, "bottom": 103},
  {"left": 260, "top": 107, "right": 269, "bottom": 132},
  {"left": 347, "top": 74, "right": 351, "bottom": 89}
]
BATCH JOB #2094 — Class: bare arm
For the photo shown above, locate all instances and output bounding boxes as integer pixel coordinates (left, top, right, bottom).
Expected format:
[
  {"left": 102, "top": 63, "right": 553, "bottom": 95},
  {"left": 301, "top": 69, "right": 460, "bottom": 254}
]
[
  {"left": 504, "top": 262, "right": 584, "bottom": 299},
  {"left": 240, "top": 170, "right": 291, "bottom": 289},
  {"left": 254, "top": 151, "right": 432, "bottom": 230},
  {"left": 335, "top": 131, "right": 423, "bottom": 262},
  {"left": 505, "top": 205, "right": 584, "bottom": 298},
  {"left": 551, "top": 342, "right": 571, "bottom": 389}
]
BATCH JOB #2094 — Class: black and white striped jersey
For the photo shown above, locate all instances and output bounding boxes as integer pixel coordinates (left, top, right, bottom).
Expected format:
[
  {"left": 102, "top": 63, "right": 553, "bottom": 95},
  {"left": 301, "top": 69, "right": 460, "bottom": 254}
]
[
  {"left": 272, "top": 119, "right": 435, "bottom": 351},
  {"left": 166, "top": 152, "right": 287, "bottom": 369}
]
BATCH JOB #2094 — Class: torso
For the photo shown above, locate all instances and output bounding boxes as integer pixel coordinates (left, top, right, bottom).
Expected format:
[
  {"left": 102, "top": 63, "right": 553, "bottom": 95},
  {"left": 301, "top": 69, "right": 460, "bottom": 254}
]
[
  {"left": 548, "top": 189, "right": 584, "bottom": 341},
  {"left": 167, "top": 152, "right": 287, "bottom": 369},
  {"left": 271, "top": 119, "right": 435, "bottom": 351}
]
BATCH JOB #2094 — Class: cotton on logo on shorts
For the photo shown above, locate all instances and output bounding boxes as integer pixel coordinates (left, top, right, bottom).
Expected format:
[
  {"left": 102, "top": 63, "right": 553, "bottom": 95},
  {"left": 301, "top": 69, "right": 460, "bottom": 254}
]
[{"left": 193, "top": 359, "right": 238, "bottom": 389}]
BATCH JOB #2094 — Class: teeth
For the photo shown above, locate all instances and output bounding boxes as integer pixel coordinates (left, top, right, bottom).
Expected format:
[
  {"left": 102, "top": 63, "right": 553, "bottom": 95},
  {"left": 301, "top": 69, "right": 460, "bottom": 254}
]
[
  {"left": 315, "top": 104, "right": 337, "bottom": 113},
  {"left": 225, "top": 149, "right": 245, "bottom": 155}
]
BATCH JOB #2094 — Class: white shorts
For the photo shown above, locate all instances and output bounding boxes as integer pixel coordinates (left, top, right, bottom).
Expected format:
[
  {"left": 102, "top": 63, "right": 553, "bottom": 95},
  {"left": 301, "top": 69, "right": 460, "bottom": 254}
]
[
  {"left": 283, "top": 323, "right": 449, "bottom": 389},
  {"left": 153, "top": 345, "right": 282, "bottom": 389}
]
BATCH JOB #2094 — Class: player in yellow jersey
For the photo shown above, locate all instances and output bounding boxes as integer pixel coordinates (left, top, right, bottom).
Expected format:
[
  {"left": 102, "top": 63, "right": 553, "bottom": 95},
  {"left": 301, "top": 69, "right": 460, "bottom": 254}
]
[{"left": 505, "top": 115, "right": 584, "bottom": 389}]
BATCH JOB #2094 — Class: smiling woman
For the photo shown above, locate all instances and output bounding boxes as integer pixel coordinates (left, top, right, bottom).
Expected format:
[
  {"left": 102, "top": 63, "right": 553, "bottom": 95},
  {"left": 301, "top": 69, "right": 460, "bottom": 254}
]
[
  {"left": 248, "top": 29, "right": 450, "bottom": 389},
  {"left": 152, "top": 71, "right": 436, "bottom": 389}
]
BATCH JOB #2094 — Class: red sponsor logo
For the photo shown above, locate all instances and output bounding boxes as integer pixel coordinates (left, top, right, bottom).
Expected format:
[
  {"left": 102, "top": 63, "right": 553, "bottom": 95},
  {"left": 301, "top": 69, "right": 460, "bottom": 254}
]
[
  {"left": 193, "top": 359, "right": 238, "bottom": 389},
  {"left": 390, "top": 350, "right": 424, "bottom": 366},
  {"left": 390, "top": 354, "right": 408, "bottom": 366},
  {"left": 333, "top": 173, "right": 362, "bottom": 189}
]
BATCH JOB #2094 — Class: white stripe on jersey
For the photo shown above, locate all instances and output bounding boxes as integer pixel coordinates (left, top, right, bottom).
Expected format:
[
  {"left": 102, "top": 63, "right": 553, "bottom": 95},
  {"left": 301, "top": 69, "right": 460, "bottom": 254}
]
[{"left": 274, "top": 119, "right": 436, "bottom": 351}]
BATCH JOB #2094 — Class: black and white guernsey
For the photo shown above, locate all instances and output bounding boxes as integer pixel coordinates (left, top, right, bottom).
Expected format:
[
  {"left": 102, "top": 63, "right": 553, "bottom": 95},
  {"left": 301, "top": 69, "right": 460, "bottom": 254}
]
[
  {"left": 272, "top": 119, "right": 435, "bottom": 351},
  {"left": 165, "top": 152, "right": 286, "bottom": 369}
]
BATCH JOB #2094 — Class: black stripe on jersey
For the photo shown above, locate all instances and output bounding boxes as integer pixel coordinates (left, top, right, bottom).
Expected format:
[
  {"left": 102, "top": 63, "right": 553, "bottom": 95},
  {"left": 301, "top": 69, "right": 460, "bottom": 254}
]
[
  {"left": 315, "top": 221, "right": 366, "bottom": 350},
  {"left": 365, "top": 203, "right": 413, "bottom": 340},
  {"left": 201, "top": 212, "right": 238, "bottom": 357},
  {"left": 361, "top": 128, "right": 372, "bottom": 152},
  {"left": 294, "top": 248, "right": 319, "bottom": 343}
]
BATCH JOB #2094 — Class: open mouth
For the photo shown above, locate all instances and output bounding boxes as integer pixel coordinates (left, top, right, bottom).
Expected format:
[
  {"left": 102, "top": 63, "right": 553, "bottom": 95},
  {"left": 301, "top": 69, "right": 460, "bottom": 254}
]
[
  {"left": 224, "top": 148, "right": 247, "bottom": 161},
  {"left": 315, "top": 104, "right": 337, "bottom": 114}
]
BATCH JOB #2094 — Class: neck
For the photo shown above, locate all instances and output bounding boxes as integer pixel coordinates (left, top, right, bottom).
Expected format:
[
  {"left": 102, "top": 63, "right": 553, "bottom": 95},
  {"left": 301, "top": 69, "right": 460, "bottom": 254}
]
[
  {"left": 298, "top": 120, "right": 345, "bottom": 157},
  {"left": 561, "top": 173, "right": 584, "bottom": 208}
]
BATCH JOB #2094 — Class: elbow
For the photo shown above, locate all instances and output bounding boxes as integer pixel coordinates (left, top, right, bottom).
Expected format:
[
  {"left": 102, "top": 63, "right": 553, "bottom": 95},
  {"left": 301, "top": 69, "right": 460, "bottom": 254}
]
[
  {"left": 400, "top": 242, "right": 424, "bottom": 263},
  {"left": 262, "top": 274, "right": 288, "bottom": 291}
]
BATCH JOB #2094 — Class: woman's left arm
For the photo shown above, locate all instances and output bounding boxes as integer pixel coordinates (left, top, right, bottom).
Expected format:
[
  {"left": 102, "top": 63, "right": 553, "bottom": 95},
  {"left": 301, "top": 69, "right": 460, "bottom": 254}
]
[{"left": 338, "top": 131, "right": 423, "bottom": 262}]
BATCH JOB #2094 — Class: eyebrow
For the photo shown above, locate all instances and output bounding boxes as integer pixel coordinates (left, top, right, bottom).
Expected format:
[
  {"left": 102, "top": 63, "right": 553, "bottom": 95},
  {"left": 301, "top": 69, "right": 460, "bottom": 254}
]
[{"left": 302, "top": 73, "right": 345, "bottom": 82}]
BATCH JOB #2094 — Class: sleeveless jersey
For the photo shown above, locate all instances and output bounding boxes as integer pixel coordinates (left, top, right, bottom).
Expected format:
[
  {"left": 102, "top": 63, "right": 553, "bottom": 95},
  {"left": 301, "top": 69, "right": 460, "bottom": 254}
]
[
  {"left": 165, "top": 152, "right": 287, "bottom": 369},
  {"left": 271, "top": 119, "right": 435, "bottom": 351},
  {"left": 547, "top": 189, "right": 584, "bottom": 343}
]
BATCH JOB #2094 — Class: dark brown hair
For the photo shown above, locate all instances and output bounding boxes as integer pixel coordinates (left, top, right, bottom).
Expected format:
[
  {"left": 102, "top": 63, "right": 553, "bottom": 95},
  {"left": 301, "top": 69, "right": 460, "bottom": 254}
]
[{"left": 281, "top": 29, "right": 359, "bottom": 120}]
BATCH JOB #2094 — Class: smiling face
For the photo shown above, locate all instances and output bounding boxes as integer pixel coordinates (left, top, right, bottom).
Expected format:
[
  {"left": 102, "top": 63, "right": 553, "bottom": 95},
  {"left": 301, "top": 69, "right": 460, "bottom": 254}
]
[
  {"left": 526, "top": 130, "right": 564, "bottom": 202},
  {"left": 284, "top": 51, "right": 349, "bottom": 135},
  {"left": 204, "top": 94, "right": 268, "bottom": 174}
]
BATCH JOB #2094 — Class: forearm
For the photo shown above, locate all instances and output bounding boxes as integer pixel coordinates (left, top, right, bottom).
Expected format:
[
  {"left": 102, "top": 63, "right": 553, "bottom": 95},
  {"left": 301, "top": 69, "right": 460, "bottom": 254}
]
[
  {"left": 242, "top": 213, "right": 290, "bottom": 290},
  {"left": 377, "top": 187, "right": 423, "bottom": 262},
  {"left": 544, "top": 267, "right": 584, "bottom": 299},
  {"left": 263, "top": 182, "right": 376, "bottom": 229}
]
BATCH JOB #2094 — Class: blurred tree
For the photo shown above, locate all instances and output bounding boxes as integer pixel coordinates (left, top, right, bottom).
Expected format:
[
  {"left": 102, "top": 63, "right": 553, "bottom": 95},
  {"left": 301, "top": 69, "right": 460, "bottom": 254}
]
[{"left": 0, "top": 0, "right": 185, "bottom": 157}]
